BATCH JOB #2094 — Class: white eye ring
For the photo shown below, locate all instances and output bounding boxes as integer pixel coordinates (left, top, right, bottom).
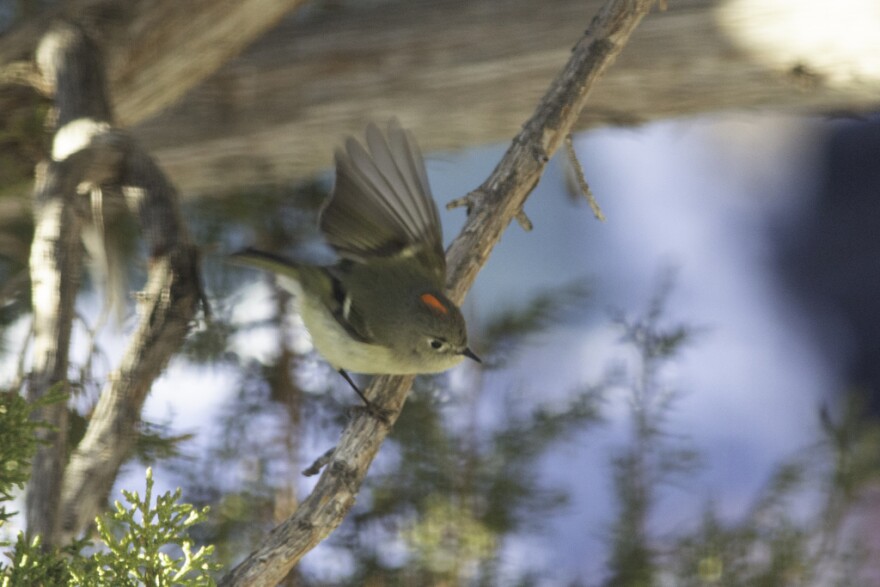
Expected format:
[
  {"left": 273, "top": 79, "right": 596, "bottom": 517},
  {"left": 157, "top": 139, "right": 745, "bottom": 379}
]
[{"left": 429, "top": 339, "right": 445, "bottom": 351}]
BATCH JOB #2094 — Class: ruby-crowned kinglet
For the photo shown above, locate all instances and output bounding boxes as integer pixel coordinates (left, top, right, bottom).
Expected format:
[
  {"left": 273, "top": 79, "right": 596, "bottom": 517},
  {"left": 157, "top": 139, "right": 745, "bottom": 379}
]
[{"left": 232, "top": 120, "right": 480, "bottom": 408}]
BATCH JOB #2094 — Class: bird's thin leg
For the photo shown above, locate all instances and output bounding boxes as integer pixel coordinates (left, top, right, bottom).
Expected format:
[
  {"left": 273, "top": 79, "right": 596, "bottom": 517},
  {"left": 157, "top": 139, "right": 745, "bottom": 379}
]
[
  {"left": 338, "top": 369, "right": 370, "bottom": 406},
  {"left": 337, "top": 369, "right": 391, "bottom": 423}
]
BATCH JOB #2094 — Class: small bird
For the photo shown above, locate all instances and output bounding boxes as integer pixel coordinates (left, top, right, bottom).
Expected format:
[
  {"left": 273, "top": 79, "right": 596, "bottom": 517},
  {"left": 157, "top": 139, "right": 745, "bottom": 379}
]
[{"left": 232, "top": 119, "right": 480, "bottom": 410}]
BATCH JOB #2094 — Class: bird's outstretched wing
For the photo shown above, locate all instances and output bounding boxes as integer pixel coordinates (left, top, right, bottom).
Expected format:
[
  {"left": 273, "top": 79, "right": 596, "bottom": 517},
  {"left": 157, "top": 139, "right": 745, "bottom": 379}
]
[{"left": 319, "top": 119, "right": 446, "bottom": 283}]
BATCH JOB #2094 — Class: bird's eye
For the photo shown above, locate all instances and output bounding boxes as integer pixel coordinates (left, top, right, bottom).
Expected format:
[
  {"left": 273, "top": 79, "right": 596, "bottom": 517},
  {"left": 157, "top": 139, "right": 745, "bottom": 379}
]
[{"left": 430, "top": 339, "right": 444, "bottom": 350}]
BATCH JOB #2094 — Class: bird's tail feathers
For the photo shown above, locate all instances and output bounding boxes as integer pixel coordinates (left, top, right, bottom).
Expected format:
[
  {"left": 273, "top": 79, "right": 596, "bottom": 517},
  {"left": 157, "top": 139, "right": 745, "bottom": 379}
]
[{"left": 229, "top": 248, "right": 303, "bottom": 278}]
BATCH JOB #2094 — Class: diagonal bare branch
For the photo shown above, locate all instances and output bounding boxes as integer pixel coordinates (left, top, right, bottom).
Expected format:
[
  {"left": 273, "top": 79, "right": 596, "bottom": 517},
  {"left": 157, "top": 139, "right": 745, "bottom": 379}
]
[
  {"left": 220, "top": 0, "right": 658, "bottom": 584},
  {"left": 59, "top": 240, "right": 200, "bottom": 543}
]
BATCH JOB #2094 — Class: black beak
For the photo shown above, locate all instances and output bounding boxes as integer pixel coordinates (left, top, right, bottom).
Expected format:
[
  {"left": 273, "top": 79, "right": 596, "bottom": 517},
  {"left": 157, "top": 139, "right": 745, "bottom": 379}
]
[{"left": 461, "top": 347, "right": 482, "bottom": 364}]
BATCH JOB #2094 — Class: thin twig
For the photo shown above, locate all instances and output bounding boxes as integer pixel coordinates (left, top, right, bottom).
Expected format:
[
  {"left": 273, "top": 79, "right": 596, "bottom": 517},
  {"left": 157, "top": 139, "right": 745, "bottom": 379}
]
[
  {"left": 76, "top": 304, "right": 110, "bottom": 398},
  {"left": 564, "top": 134, "right": 605, "bottom": 222},
  {"left": 0, "top": 61, "right": 52, "bottom": 94},
  {"left": 515, "top": 209, "right": 534, "bottom": 231},
  {"left": 303, "top": 447, "right": 336, "bottom": 477},
  {"left": 13, "top": 317, "right": 34, "bottom": 392},
  {"left": 445, "top": 189, "right": 482, "bottom": 214}
]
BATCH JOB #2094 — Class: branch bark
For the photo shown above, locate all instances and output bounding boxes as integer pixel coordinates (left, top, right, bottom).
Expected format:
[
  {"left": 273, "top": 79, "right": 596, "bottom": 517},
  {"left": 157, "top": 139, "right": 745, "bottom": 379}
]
[
  {"left": 25, "top": 22, "right": 201, "bottom": 546},
  {"left": 219, "top": 0, "right": 657, "bottom": 584}
]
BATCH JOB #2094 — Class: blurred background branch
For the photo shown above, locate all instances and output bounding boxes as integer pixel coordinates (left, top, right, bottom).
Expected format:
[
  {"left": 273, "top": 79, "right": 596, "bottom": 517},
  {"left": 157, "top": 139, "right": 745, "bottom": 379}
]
[
  {"left": 1, "top": 0, "right": 878, "bottom": 208},
  {"left": 25, "top": 21, "right": 202, "bottom": 547}
]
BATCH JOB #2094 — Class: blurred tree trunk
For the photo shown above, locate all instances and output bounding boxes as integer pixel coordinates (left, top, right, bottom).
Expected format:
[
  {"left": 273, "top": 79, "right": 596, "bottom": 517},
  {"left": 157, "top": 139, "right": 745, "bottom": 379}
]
[
  {"left": 25, "top": 21, "right": 109, "bottom": 544},
  {"left": 3, "top": 0, "right": 878, "bottom": 206},
  {"left": 25, "top": 22, "right": 202, "bottom": 547}
]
